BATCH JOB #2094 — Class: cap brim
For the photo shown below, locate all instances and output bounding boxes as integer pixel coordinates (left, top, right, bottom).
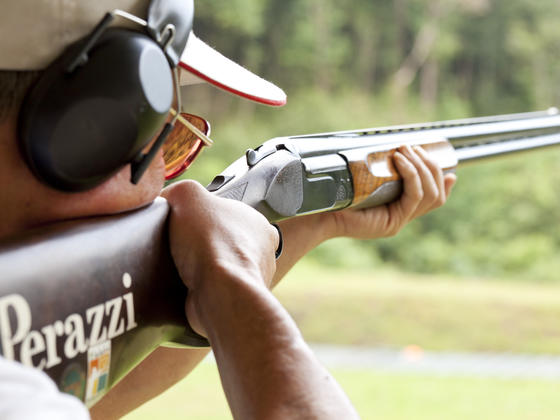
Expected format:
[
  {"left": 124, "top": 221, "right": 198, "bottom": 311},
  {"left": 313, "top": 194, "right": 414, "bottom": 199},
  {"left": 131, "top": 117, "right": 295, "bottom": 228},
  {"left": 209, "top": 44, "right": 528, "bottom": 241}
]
[{"left": 178, "top": 33, "right": 287, "bottom": 107}]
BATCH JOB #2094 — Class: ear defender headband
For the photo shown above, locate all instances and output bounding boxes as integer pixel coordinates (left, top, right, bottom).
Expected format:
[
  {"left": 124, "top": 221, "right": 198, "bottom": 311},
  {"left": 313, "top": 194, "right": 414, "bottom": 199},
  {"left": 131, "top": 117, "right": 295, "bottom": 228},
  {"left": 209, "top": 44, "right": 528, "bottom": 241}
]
[{"left": 18, "top": 0, "right": 193, "bottom": 192}]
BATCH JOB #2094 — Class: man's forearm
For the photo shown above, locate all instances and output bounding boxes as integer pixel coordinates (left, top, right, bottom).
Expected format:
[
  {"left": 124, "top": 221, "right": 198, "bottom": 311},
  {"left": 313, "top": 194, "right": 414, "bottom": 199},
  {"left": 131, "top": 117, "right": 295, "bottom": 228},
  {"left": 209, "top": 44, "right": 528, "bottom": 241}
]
[
  {"left": 195, "top": 271, "right": 359, "bottom": 420},
  {"left": 90, "top": 347, "right": 210, "bottom": 419},
  {"left": 273, "top": 213, "right": 334, "bottom": 286}
]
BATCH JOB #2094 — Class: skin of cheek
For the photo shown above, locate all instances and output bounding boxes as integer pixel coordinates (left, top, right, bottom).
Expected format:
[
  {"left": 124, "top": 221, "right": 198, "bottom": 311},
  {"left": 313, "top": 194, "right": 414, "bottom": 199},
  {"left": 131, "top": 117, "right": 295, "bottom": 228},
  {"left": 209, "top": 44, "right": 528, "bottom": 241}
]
[
  {"left": 61, "top": 153, "right": 167, "bottom": 217},
  {"left": 13, "top": 151, "right": 167, "bottom": 233}
]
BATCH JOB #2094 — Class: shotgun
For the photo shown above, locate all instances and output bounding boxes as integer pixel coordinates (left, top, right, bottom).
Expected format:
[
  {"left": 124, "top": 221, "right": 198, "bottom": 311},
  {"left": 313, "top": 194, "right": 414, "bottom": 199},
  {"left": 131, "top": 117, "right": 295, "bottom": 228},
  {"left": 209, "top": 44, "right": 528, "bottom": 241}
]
[
  {"left": 1, "top": 108, "right": 560, "bottom": 406},
  {"left": 209, "top": 108, "right": 560, "bottom": 220}
]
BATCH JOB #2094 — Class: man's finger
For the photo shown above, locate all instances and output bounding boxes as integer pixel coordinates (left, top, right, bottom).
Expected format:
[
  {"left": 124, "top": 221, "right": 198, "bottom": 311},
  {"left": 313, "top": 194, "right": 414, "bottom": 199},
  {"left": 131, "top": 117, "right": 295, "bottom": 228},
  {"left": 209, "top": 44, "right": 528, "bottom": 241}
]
[
  {"left": 390, "top": 151, "right": 422, "bottom": 221},
  {"left": 271, "top": 224, "right": 283, "bottom": 259},
  {"left": 399, "top": 145, "right": 438, "bottom": 213},
  {"left": 414, "top": 146, "right": 445, "bottom": 206},
  {"left": 444, "top": 173, "right": 457, "bottom": 198}
]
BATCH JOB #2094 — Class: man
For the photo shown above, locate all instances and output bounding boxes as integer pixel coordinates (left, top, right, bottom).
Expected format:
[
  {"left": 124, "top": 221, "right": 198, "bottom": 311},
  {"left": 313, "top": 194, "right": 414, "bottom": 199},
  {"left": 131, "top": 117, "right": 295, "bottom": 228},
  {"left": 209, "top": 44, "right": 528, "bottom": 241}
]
[{"left": 0, "top": 0, "right": 456, "bottom": 418}]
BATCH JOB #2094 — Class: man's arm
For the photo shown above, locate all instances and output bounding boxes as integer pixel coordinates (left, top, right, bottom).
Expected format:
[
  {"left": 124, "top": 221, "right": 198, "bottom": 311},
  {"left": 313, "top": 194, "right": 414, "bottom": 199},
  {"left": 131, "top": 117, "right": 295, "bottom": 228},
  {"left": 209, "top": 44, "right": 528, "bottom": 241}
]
[
  {"left": 89, "top": 347, "right": 210, "bottom": 419},
  {"left": 196, "top": 264, "right": 360, "bottom": 419},
  {"left": 274, "top": 145, "right": 456, "bottom": 283},
  {"left": 163, "top": 181, "right": 360, "bottom": 419},
  {"left": 91, "top": 146, "right": 454, "bottom": 418}
]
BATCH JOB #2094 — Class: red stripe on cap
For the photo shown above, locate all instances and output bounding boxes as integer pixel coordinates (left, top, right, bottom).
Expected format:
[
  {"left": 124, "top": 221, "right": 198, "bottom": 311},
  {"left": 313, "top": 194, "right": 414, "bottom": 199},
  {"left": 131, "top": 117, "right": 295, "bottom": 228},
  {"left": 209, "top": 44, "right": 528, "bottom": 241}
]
[{"left": 178, "top": 61, "right": 287, "bottom": 107}]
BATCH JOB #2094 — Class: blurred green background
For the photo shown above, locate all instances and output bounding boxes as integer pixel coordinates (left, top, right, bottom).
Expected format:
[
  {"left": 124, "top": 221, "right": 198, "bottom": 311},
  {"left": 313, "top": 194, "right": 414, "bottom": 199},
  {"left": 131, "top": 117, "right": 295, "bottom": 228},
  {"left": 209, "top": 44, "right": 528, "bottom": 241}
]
[
  {"left": 127, "top": 0, "right": 560, "bottom": 418},
  {"left": 182, "top": 0, "right": 560, "bottom": 282}
]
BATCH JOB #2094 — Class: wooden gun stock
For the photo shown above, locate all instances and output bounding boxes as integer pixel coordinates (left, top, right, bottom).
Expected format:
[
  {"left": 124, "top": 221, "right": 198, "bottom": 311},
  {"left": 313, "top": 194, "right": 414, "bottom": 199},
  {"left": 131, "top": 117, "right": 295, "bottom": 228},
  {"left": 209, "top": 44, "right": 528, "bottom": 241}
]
[{"left": 0, "top": 198, "right": 207, "bottom": 407}]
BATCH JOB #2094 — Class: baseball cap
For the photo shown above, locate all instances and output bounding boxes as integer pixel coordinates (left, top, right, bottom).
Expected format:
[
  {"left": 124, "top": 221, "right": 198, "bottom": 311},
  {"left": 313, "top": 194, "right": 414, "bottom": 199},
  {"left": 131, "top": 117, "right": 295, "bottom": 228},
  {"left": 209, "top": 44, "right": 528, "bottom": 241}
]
[{"left": 0, "top": 0, "right": 286, "bottom": 107}]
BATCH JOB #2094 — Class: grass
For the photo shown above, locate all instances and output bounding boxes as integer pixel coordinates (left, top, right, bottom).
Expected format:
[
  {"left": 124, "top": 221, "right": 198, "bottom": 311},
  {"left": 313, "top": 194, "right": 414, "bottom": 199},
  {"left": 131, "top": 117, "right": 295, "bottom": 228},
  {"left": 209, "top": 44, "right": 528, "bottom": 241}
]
[
  {"left": 123, "top": 263, "right": 560, "bottom": 419},
  {"left": 275, "top": 261, "right": 560, "bottom": 354},
  {"left": 337, "top": 369, "right": 560, "bottom": 420},
  {"left": 123, "top": 361, "right": 230, "bottom": 420},
  {"left": 124, "top": 362, "right": 560, "bottom": 420}
]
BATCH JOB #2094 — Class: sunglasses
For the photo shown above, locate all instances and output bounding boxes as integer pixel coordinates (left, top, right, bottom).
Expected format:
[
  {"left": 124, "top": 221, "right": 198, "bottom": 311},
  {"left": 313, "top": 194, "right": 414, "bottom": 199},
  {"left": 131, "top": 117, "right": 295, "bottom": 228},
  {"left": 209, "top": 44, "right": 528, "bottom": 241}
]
[
  {"left": 162, "top": 110, "right": 213, "bottom": 180},
  {"left": 108, "top": 9, "right": 214, "bottom": 184},
  {"left": 128, "top": 65, "right": 214, "bottom": 184}
]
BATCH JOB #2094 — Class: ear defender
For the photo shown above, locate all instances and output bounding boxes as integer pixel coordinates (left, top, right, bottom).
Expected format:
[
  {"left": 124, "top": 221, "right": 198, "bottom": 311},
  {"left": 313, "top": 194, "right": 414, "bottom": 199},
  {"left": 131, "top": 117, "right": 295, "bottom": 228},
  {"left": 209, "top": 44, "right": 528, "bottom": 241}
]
[{"left": 18, "top": 0, "right": 193, "bottom": 192}]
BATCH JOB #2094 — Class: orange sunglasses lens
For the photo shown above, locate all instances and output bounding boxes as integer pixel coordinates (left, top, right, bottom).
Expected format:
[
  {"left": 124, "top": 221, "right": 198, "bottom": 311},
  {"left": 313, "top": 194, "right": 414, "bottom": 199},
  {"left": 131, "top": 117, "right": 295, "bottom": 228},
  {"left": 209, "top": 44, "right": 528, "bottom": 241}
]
[{"left": 162, "top": 113, "right": 210, "bottom": 180}]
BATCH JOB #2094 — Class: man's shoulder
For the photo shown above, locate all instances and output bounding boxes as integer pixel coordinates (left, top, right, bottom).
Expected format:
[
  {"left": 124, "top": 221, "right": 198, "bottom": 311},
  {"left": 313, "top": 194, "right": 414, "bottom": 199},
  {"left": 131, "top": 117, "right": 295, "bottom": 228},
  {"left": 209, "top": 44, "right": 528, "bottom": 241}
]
[{"left": 0, "top": 356, "right": 91, "bottom": 419}]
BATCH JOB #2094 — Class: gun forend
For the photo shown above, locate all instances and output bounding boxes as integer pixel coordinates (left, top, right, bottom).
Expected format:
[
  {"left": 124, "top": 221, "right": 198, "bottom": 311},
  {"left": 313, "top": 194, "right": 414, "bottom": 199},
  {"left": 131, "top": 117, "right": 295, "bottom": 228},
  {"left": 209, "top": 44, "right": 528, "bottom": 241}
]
[{"left": 343, "top": 137, "right": 457, "bottom": 209}]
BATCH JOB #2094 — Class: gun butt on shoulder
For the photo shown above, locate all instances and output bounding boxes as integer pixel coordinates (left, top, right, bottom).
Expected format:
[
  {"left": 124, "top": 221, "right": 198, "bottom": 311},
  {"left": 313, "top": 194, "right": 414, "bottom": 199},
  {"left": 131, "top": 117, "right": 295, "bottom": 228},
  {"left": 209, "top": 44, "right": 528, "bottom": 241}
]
[
  {"left": 209, "top": 108, "right": 560, "bottom": 222},
  {"left": 0, "top": 198, "right": 208, "bottom": 406}
]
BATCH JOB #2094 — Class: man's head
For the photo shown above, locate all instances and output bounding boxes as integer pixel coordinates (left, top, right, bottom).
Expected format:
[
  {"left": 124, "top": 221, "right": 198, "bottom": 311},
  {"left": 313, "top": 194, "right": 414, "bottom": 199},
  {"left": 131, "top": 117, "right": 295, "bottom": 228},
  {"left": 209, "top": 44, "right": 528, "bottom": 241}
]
[{"left": 0, "top": 0, "right": 286, "bottom": 238}]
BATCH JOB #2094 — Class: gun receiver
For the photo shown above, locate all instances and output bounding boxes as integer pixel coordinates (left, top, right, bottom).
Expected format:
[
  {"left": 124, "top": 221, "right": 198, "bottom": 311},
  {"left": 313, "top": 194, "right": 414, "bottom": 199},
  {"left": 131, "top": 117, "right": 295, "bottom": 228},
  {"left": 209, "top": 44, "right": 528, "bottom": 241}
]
[{"left": 208, "top": 108, "right": 560, "bottom": 221}]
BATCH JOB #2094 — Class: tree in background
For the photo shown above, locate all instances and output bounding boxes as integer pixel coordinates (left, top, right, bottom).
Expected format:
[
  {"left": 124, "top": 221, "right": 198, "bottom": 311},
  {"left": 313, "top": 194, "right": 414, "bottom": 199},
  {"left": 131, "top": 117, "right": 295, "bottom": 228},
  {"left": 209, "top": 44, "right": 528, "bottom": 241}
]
[{"left": 183, "top": 0, "right": 560, "bottom": 282}]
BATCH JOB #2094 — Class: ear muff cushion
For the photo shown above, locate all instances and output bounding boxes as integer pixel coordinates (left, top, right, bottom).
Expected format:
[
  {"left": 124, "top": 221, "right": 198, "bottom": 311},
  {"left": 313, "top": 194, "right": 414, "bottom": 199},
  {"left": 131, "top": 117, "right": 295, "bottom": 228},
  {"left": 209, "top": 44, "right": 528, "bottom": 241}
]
[{"left": 19, "top": 29, "right": 173, "bottom": 192}]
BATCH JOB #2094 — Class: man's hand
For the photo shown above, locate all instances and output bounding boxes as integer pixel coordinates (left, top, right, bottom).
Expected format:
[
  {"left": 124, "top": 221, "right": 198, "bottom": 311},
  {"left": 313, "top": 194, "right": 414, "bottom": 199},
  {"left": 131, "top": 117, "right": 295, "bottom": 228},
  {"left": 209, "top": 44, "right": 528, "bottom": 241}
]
[
  {"left": 274, "top": 145, "right": 456, "bottom": 282},
  {"left": 161, "top": 180, "right": 279, "bottom": 335},
  {"left": 327, "top": 145, "right": 456, "bottom": 240},
  {"left": 94, "top": 180, "right": 281, "bottom": 419},
  {"left": 162, "top": 180, "right": 360, "bottom": 420}
]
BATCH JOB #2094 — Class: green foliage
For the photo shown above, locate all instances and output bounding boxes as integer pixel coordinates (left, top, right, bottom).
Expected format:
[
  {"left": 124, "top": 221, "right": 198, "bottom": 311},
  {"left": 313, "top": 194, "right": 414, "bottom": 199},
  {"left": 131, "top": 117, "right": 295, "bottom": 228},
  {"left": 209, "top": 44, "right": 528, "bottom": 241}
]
[
  {"left": 369, "top": 147, "right": 560, "bottom": 281},
  {"left": 179, "top": 1, "right": 560, "bottom": 282}
]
